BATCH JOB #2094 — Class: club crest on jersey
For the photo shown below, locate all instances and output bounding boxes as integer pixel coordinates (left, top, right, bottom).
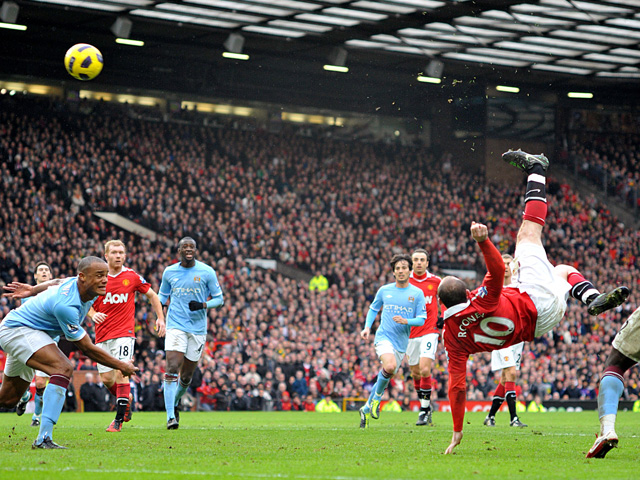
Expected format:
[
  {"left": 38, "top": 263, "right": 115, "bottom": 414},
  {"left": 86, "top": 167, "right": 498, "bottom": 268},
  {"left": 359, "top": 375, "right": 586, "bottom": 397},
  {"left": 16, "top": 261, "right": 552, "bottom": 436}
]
[
  {"left": 427, "top": 285, "right": 434, "bottom": 290},
  {"left": 505, "top": 356, "right": 510, "bottom": 361},
  {"left": 122, "top": 279, "right": 130, "bottom": 286},
  {"left": 408, "top": 296, "right": 415, "bottom": 302},
  {"left": 194, "top": 276, "right": 201, "bottom": 282}
]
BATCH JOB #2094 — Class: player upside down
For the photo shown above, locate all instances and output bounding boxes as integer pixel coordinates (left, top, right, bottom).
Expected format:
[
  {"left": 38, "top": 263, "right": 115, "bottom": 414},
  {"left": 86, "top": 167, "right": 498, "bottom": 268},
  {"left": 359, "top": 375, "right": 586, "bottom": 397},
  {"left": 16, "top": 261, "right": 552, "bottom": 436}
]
[{"left": 438, "top": 149, "right": 630, "bottom": 454}]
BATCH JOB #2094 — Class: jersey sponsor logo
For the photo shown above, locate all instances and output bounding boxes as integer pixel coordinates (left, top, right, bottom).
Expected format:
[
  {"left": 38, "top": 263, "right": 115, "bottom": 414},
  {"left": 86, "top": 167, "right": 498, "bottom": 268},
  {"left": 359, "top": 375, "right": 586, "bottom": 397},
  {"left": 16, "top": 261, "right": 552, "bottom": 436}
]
[
  {"left": 383, "top": 305, "right": 414, "bottom": 316},
  {"left": 171, "top": 287, "right": 202, "bottom": 296},
  {"left": 103, "top": 292, "right": 129, "bottom": 304},
  {"left": 123, "top": 279, "right": 131, "bottom": 286},
  {"left": 60, "top": 284, "right": 72, "bottom": 296}
]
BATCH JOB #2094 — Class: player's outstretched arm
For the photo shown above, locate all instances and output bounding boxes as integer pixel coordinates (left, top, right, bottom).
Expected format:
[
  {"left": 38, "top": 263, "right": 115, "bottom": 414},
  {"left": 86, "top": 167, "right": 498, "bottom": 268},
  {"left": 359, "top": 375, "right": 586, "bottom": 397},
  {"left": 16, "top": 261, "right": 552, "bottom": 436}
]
[
  {"left": 470, "top": 221, "right": 488, "bottom": 242},
  {"left": 3, "top": 278, "right": 66, "bottom": 299},
  {"left": 145, "top": 288, "right": 166, "bottom": 337},
  {"left": 74, "top": 335, "right": 138, "bottom": 377}
]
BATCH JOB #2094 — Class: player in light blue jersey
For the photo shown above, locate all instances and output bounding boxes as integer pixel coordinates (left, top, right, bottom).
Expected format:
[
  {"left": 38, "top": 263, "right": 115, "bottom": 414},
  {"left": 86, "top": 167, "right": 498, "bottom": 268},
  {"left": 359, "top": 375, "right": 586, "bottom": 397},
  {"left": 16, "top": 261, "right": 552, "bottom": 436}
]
[
  {"left": 159, "top": 237, "right": 224, "bottom": 429},
  {"left": 359, "top": 253, "right": 426, "bottom": 428},
  {"left": 12, "top": 261, "right": 59, "bottom": 427},
  {"left": 0, "top": 256, "right": 138, "bottom": 449}
]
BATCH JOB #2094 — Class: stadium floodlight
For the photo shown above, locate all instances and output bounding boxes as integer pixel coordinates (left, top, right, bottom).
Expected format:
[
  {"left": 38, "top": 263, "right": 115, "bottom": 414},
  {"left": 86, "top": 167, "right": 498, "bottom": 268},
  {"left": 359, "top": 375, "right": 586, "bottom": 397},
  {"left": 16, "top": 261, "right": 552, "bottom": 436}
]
[
  {"left": 567, "top": 91, "right": 594, "bottom": 99},
  {"left": 0, "top": 20, "right": 25, "bottom": 30},
  {"left": 116, "top": 38, "right": 144, "bottom": 46},
  {"left": 223, "top": 33, "right": 249, "bottom": 60},
  {"left": 496, "top": 85, "right": 520, "bottom": 93},
  {"left": 324, "top": 47, "right": 349, "bottom": 73},
  {"left": 417, "top": 59, "right": 444, "bottom": 84},
  {"left": 417, "top": 75, "right": 441, "bottom": 84},
  {"left": 223, "top": 52, "right": 249, "bottom": 60}
]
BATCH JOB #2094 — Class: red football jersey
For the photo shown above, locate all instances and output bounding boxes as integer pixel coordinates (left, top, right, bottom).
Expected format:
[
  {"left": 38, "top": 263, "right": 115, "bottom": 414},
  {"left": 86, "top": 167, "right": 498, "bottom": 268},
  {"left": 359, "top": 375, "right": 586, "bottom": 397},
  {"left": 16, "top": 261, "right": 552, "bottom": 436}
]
[
  {"left": 409, "top": 272, "right": 441, "bottom": 338},
  {"left": 443, "top": 239, "right": 538, "bottom": 431},
  {"left": 92, "top": 266, "right": 151, "bottom": 343}
]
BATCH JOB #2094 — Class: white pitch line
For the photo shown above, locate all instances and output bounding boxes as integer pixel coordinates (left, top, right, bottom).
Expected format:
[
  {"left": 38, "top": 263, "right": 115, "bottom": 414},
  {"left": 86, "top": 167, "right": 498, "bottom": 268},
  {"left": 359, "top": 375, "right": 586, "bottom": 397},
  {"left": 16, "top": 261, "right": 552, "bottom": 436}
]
[{"left": 0, "top": 466, "right": 416, "bottom": 480}]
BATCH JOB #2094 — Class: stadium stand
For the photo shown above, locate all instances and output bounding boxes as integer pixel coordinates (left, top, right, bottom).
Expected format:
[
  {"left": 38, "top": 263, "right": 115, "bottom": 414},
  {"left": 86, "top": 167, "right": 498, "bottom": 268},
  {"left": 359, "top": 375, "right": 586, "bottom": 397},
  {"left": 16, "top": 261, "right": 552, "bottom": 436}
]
[{"left": 1, "top": 94, "right": 639, "bottom": 412}]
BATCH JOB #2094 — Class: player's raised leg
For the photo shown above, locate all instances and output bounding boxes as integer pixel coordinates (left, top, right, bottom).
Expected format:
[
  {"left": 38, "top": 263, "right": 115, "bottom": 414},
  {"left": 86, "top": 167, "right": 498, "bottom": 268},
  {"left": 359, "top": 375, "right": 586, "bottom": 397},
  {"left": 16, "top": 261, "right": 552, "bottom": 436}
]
[{"left": 503, "top": 149, "right": 629, "bottom": 316}]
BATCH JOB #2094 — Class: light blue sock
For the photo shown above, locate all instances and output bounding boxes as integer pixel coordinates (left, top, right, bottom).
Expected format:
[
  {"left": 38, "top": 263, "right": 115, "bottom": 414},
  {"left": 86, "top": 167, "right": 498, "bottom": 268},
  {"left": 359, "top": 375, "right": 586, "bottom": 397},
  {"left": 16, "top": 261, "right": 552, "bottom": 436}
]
[
  {"left": 362, "top": 387, "right": 377, "bottom": 414},
  {"left": 164, "top": 379, "right": 178, "bottom": 421},
  {"left": 174, "top": 380, "right": 190, "bottom": 408},
  {"left": 20, "top": 389, "right": 31, "bottom": 402},
  {"left": 598, "top": 374, "right": 624, "bottom": 418},
  {"left": 374, "top": 370, "right": 391, "bottom": 397},
  {"left": 37, "top": 383, "right": 66, "bottom": 443},
  {"left": 34, "top": 392, "right": 44, "bottom": 417}
]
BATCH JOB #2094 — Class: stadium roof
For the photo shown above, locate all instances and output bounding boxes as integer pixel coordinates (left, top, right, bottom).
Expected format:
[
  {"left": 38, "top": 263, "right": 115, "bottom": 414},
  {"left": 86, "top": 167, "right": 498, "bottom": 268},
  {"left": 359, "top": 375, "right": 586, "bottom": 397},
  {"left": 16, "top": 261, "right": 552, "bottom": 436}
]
[{"left": 2, "top": 1, "right": 640, "bottom": 112}]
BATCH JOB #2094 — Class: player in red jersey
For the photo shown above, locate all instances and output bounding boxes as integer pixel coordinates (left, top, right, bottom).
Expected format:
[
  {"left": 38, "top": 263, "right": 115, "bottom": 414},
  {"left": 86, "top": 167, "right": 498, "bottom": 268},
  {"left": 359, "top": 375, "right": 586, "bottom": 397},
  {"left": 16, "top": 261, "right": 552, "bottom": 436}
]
[
  {"left": 90, "top": 240, "right": 166, "bottom": 432},
  {"left": 438, "top": 150, "right": 630, "bottom": 454},
  {"left": 406, "top": 248, "right": 441, "bottom": 426}
]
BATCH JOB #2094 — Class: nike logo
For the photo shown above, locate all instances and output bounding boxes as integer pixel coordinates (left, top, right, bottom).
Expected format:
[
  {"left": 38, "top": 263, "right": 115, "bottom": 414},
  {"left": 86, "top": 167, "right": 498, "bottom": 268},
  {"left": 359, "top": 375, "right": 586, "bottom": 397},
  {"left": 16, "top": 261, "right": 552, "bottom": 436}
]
[{"left": 529, "top": 189, "right": 541, "bottom": 193}]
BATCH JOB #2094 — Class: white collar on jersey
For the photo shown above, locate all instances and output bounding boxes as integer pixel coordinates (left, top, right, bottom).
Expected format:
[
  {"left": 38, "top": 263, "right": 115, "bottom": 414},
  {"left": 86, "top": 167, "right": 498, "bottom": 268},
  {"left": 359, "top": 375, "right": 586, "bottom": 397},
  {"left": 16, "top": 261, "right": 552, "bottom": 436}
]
[{"left": 443, "top": 300, "right": 470, "bottom": 319}]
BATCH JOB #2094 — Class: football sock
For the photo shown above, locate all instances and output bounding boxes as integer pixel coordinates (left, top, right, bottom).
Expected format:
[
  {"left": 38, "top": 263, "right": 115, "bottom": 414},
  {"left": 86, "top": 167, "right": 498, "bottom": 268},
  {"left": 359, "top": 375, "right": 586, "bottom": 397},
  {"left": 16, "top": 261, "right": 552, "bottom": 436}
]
[
  {"left": 34, "top": 387, "right": 45, "bottom": 416},
  {"left": 523, "top": 173, "right": 547, "bottom": 226},
  {"left": 374, "top": 369, "right": 393, "bottom": 397},
  {"left": 37, "top": 374, "right": 69, "bottom": 443},
  {"left": 419, "top": 376, "right": 432, "bottom": 411},
  {"left": 115, "top": 383, "right": 131, "bottom": 422},
  {"left": 108, "top": 383, "right": 118, "bottom": 397},
  {"left": 598, "top": 368, "right": 625, "bottom": 431},
  {"left": 175, "top": 378, "right": 192, "bottom": 408},
  {"left": 19, "top": 389, "right": 31, "bottom": 403},
  {"left": 567, "top": 272, "right": 600, "bottom": 306},
  {"left": 164, "top": 374, "right": 179, "bottom": 422},
  {"left": 413, "top": 377, "right": 420, "bottom": 393},
  {"left": 488, "top": 383, "right": 505, "bottom": 417},
  {"left": 505, "top": 382, "right": 517, "bottom": 420}
]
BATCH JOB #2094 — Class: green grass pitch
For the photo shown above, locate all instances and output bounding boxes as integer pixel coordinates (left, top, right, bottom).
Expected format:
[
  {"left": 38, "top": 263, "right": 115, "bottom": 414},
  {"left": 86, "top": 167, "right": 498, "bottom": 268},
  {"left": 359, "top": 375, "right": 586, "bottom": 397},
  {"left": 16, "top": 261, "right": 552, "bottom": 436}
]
[{"left": 0, "top": 411, "right": 638, "bottom": 479}]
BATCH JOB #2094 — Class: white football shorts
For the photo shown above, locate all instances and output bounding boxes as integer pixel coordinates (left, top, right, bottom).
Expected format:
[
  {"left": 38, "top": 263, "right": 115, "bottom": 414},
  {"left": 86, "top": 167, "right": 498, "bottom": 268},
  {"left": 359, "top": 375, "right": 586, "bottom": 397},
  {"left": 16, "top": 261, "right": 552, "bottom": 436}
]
[
  {"left": 507, "top": 242, "right": 571, "bottom": 337},
  {"left": 491, "top": 342, "right": 524, "bottom": 371},
  {"left": 165, "top": 328, "right": 206, "bottom": 362},
  {"left": 0, "top": 325, "right": 56, "bottom": 382},
  {"left": 96, "top": 337, "right": 136, "bottom": 374},
  {"left": 613, "top": 307, "right": 640, "bottom": 363},
  {"left": 374, "top": 340, "right": 404, "bottom": 374},
  {"left": 405, "top": 333, "right": 439, "bottom": 365}
]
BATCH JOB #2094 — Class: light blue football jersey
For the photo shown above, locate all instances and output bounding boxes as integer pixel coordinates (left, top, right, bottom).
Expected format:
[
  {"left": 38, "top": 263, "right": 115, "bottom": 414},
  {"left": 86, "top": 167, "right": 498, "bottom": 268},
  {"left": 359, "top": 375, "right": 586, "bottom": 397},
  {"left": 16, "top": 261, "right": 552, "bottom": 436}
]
[
  {"left": 3, "top": 277, "right": 92, "bottom": 341},
  {"left": 369, "top": 283, "right": 427, "bottom": 352},
  {"left": 158, "top": 260, "right": 223, "bottom": 335}
]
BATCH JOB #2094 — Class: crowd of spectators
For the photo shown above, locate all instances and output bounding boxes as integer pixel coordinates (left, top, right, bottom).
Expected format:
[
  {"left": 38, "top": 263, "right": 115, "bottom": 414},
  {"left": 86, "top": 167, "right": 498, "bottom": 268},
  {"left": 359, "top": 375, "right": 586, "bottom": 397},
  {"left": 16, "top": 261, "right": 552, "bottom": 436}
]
[
  {"left": 1, "top": 94, "right": 639, "bottom": 414},
  {"left": 560, "top": 109, "right": 640, "bottom": 210}
]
